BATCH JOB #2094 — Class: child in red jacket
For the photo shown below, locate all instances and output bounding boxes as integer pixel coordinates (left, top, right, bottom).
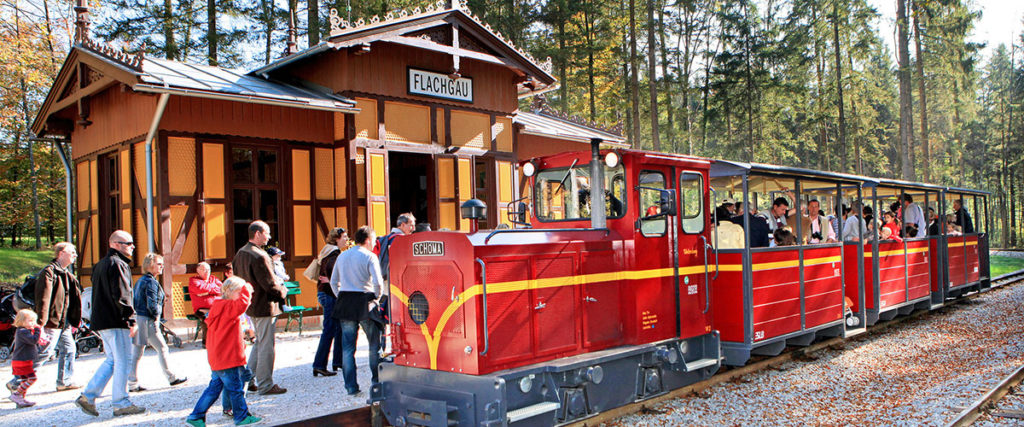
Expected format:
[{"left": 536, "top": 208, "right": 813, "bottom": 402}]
[{"left": 186, "top": 277, "right": 261, "bottom": 426}]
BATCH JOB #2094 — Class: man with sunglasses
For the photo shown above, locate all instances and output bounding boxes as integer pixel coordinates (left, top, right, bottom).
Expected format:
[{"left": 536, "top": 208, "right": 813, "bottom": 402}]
[{"left": 76, "top": 230, "right": 145, "bottom": 417}]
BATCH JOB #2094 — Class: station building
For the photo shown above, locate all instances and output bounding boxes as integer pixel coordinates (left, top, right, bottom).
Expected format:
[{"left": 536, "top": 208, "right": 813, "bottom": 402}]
[{"left": 31, "top": 2, "right": 625, "bottom": 317}]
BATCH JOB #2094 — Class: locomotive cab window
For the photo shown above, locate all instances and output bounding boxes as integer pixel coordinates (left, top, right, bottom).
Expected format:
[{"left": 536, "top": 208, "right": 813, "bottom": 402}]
[
  {"left": 638, "top": 171, "right": 667, "bottom": 236},
  {"left": 534, "top": 162, "right": 626, "bottom": 222},
  {"left": 679, "top": 172, "right": 704, "bottom": 234}
]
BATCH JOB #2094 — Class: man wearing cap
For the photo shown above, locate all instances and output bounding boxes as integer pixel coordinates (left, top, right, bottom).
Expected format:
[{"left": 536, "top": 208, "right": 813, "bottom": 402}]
[{"left": 720, "top": 197, "right": 737, "bottom": 217}]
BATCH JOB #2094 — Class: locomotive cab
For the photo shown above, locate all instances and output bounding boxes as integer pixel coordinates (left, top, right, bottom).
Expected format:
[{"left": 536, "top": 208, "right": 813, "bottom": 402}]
[{"left": 376, "top": 142, "right": 721, "bottom": 426}]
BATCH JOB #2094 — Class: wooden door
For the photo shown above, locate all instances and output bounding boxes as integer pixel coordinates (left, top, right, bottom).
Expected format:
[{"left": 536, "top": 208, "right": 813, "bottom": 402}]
[{"left": 365, "top": 148, "right": 390, "bottom": 237}]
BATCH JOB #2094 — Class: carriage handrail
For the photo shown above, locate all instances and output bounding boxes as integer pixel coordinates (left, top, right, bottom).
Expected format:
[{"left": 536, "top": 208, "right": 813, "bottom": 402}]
[{"left": 475, "top": 258, "right": 489, "bottom": 356}]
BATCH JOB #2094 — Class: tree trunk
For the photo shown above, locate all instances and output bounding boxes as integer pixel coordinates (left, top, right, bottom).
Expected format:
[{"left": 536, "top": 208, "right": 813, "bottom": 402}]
[
  {"left": 42, "top": 0, "right": 58, "bottom": 72},
  {"left": 309, "top": 0, "right": 320, "bottom": 46},
  {"left": 832, "top": 0, "right": 847, "bottom": 173},
  {"left": 812, "top": 4, "right": 827, "bottom": 171},
  {"left": 848, "top": 48, "right": 863, "bottom": 175},
  {"left": 264, "top": 0, "right": 275, "bottom": 64},
  {"left": 585, "top": 4, "right": 597, "bottom": 122},
  {"left": 646, "top": 0, "right": 661, "bottom": 151},
  {"left": 912, "top": 0, "right": 929, "bottom": 182},
  {"left": 207, "top": 0, "right": 217, "bottom": 65},
  {"left": 700, "top": 32, "right": 713, "bottom": 153},
  {"left": 658, "top": 4, "right": 674, "bottom": 152},
  {"left": 164, "top": 0, "right": 177, "bottom": 59},
  {"left": 896, "top": 0, "right": 916, "bottom": 181},
  {"left": 558, "top": 19, "right": 569, "bottom": 111},
  {"left": 629, "top": 0, "right": 642, "bottom": 147}
]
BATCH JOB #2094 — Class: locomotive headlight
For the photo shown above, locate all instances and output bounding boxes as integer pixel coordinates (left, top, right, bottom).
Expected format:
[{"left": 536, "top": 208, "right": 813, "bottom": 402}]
[
  {"left": 519, "top": 374, "right": 534, "bottom": 393},
  {"left": 522, "top": 161, "right": 536, "bottom": 177},
  {"left": 604, "top": 151, "right": 620, "bottom": 168}
]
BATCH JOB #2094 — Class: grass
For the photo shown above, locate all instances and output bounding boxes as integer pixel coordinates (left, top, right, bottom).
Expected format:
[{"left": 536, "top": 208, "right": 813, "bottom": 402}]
[
  {"left": 990, "top": 255, "right": 1024, "bottom": 278},
  {"left": 0, "top": 247, "right": 53, "bottom": 287}
]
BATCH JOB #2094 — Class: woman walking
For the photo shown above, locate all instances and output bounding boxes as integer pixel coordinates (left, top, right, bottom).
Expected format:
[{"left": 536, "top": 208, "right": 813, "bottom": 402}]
[{"left": 128, "top": 253, "right": 186, "bottom": 392}]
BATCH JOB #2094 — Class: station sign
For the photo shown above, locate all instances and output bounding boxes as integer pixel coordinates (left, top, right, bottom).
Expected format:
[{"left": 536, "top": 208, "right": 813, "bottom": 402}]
[{"left": 408, "top": 68, "right": 473, "bottom": 103}]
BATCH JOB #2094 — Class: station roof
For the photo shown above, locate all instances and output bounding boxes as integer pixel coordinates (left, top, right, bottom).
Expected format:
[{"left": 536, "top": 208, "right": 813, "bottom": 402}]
[
  {"left": 252, "top": 1, "right": 558, "bottom": 99},
  {"left": 515, "top": 111, "right": 626, "bottom": 146},
  {"left": 32, "top": 40, "right": 358, "bottom": 135}
]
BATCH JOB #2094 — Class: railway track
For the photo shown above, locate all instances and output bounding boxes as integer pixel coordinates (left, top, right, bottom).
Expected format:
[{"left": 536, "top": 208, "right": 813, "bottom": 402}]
[
  {"left": 279, "top": 269, "right": 1024, "bottom": 427},
  {"left": 947, "top": 365, "right": 1024, "bottom": 427}
]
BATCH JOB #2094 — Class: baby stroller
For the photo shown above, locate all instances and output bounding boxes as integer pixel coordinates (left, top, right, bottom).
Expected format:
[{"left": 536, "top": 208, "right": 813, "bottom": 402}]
[
  {"left": 0, "top": 291, "right": 17, "bottom": 361},
  {"left": 75, "top": 286, "right": 102, "bottom": 355}
]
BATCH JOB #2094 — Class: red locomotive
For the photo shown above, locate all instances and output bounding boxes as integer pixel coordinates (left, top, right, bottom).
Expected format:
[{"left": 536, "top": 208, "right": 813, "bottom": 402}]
[{"left": 373, "top": 140, "right": 990, "bottom": 426}]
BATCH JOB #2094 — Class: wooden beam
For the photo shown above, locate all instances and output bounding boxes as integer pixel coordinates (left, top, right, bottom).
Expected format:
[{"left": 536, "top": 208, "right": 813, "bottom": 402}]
[{"left": 50, "top": 76, "right": 116, "bottom": 116}]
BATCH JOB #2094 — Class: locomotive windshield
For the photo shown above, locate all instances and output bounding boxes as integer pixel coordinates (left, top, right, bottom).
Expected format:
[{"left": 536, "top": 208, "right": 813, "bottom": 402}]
[{"left": 534, "top": 163, "right": 626, "bottom": 221}]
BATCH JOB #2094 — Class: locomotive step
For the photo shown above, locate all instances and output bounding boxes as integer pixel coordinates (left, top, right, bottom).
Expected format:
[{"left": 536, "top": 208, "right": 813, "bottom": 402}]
[
  {"left": 507, "top": 401, "right": 561, "bottom": 424},
  {"left": 682, "top": 358, "right": 718, "bottom": 372}
]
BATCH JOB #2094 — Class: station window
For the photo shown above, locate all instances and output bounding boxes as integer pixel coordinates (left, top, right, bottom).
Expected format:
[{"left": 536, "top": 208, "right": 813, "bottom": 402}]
[
  {"left": 638, "top": 171, "right": 666, "bottom": 236},
  {"left": 533, "top": 163, "right": 626, "bottom": 222},
  {"left": 230, "top": 146, "right": 281, "bottom": 252},
  {"left": 679, "top": 172, "right": 704, "bottom": 234}
]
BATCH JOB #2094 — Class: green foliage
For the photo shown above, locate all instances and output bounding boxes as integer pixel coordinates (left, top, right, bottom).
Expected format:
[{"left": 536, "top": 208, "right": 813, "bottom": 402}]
[
  {"left": 990, "top": 255, "right": 1024, "bottom": 278},
  {"left": 0, "top": 247, "right": 53, "bottom": 286}
]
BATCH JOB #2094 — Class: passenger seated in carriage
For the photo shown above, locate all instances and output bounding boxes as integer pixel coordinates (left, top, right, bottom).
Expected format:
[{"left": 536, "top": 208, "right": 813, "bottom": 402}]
[
  {"left": 711, "top": 206, "right": 745, "bottom": 249},
  {"left": 773, "top": 227, "right": 798, "bottom": 247}
]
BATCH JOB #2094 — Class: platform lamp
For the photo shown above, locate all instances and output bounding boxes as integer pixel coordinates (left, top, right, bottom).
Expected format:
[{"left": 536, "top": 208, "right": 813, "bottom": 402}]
[{"left": 461, "top": 199, "right": 487, "bottom": 233}]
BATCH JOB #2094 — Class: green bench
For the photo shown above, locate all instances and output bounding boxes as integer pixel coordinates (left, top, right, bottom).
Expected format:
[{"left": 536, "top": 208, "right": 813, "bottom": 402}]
[{"left": 282, "top": 281, "right": 312, "bottom": 335}]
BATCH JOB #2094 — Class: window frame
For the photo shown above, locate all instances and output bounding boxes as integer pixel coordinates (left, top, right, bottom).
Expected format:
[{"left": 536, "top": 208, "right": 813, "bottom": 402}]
[
  {"left": 637, "top": 170, "right": 668, "bottom": 237},
  {"left": 532, "top": 163, "right": 628, "bottom": 223},
  {"left": 679, "top": 171, "right": 705, "bottom": 234}
]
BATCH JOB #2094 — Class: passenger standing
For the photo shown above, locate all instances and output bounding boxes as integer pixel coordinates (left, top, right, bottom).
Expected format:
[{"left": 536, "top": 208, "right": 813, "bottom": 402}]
[
  {"left": 312, "top": 227, "right": 346, "bottom": 377},
  {"left": 234, "top": 220, "right": 289, "bottom": 395},
  {"left": 953, "top": 199, "right": 974, "bottom": 233},
  {"left": 188, "top": 262, "right": 222, "bottom": 346},
  {"left": 128, "top": 253, "right": 186, "bottom": 392},
  {"left": 33, "top": 242, "right": 82, "bottom": 391},
  {"left": 377, "top": 213, "right": 415, "bottom": 286},
  {"left": 900, "top": 194, "right": 927, "bottom": 238},
  {"left": 331, "top": 226, "right": 384, "bottom": 396},
  {"left": 841, "top": 205, "right": 868, "bottom": 242},
  {"left": 927, "top": 208, "right": 941, "bottom": 236},
  {"left": 185, "top": 277, "right": 262, "bottom": 427},
  {"left": 800, "top": 200, "right": 836, "bottom": 244},
  {"left": 76, "top": 230, "right": 145, "bottom": 417}
]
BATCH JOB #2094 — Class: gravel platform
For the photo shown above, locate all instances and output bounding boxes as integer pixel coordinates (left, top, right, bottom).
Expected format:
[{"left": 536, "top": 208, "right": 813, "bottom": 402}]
[
  {"left": 609, "top": 283, "right": 1024, "bottom": 426},
  {"left": 0, "top": 327, "right": 375, "bottom": 426}
]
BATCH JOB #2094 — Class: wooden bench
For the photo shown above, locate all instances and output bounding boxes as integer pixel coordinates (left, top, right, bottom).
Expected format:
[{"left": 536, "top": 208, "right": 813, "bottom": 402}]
[
  {"left": 282, "top": 281, "right": 312, "bottom": 335},
  {"left": 181, "top": 286, "right": 203, "bottom": 342}
]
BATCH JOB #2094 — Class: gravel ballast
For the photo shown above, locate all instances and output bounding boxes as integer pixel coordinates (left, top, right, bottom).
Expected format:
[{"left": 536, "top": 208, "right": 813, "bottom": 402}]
[
  {"left": 610, "top": 282, "right": 1024, "bottom": 426},
  {"left": 1, "top": 328, "right": 374, "bottom": 425}
]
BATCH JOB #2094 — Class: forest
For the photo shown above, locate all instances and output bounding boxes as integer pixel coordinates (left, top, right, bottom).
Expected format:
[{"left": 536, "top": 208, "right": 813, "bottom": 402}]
[{"left": 1, "top": 0, "right": 1023, "bottom": 247}]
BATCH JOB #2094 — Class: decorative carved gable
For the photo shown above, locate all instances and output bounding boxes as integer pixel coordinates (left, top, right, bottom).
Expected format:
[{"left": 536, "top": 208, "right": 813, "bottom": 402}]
[
  {"left": 458, "top": 31, "right": 499, "bottom": 57},
  {"left": 407, "top": 27, "right": 451, "bottom": 46},
  {"left": 58, "top": 73, "right": 79, "bottom": 101}
]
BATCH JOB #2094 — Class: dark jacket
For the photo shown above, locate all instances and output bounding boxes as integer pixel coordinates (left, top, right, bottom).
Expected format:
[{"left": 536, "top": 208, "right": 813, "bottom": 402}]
[
  {"left": 234, "top": 242, "right": 288, "bottom": 318},
  {"left": 34, "top": 260, "right": 82, "bottom": 329},
  {"left": 955, "top": 208, "right": 974, "bottom": 234},
  {"left": 317, "top": 248, "right": 341, "bottom": 295},
  {"left": 132, "top": 273, "right": 164, "bottom": 319},
  {"left": 731, "top": 213, "right": 771, "bottom": 248},
  {"left": 90, "top": 249, "right": 136, "bottom": 331},
  {"left": 12, "top": 327, "right": 42, "bottom": 362}
]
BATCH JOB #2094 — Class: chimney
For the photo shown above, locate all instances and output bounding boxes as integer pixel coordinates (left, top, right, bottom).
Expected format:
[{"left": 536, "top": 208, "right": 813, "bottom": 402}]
[
  {"left": 285, "top": 7, "right": 298, "bottom": 55},
  {"left": 74, "top": 0, "right": 90, "bottom": 43}
]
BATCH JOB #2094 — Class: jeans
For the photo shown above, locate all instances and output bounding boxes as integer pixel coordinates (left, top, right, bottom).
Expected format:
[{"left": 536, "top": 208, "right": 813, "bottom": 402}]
[
  {"left": 187, "top": 366, "right": 250, "bottom": 424},
  {"left": 312, "top": 292, "right": 343, "bottom": 370},
  {"left": 82, "top": 328, "right": 133, "bottom": 409},
  {"left": 221, "top": 367, "right": 252, "bottom": 412},
  {"left": 54, "top": 327, "right": 76, "bottom": 386},
  {"left": 340, "top": 319, "right": 382, "bottom": 394}
]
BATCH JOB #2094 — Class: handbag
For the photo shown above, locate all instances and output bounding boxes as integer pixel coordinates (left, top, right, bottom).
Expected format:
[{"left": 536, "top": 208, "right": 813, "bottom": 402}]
[{"left": 302, "top": 258, "right": 319, "bottom": 282}]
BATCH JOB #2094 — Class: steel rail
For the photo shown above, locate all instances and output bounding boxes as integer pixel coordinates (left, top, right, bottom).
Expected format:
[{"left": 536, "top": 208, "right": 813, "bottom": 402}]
[{"left": 946, "top": 364, "right": 1024, "bottom": 427}]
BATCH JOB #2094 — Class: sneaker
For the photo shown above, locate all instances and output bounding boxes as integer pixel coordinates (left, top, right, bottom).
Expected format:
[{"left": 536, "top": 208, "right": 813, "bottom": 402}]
[
  {"left": 170, "top": 377, "right": 188, "bottom": 386},
  {"left": 113, "top": 405, "right": 146, "bottom": 416},
  {"left": 6, "top": 379, "right": 18, "bottom": 393},
  {"left": 10, "top": 394, "right": 35, "bottom": 408},
  {"left": 75, "top": 395, "right": 99, "bottom": 416},
  {"left": 236, "top": 415, "right": 262, "bottom": 425},
  {"left": 56, "top": 383, "right": 82, "bottom": 391},
  {"left": 223, "top": 408, "right": 233, "bottom": 418},
  {"left": 185, "top": 417, "right": 206, "bottom": 427},
  {"left": 129, "top": 385, "right": 147, "bottom": 392}
]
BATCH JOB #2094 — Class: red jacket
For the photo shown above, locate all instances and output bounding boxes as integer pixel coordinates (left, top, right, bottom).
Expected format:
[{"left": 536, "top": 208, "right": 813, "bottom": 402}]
[
  {"left": 205, "top": 286, "right": 251, "bottom": 371},
  {"left": 188, "top": 275, "right": 223, "bottom": 311}
]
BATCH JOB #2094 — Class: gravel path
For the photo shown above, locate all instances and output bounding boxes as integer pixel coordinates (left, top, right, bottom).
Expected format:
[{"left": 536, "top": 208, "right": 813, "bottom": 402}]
[
  {"left": 609, "top": 283, "right": 1024, "bottom": 426},
  {"left": 0, "top": 327, "right": 375, "bottom": 426}
]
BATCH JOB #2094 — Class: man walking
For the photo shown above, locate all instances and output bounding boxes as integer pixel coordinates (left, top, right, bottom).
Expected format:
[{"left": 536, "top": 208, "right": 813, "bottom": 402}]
[
  {"left": 34, "top": 242, "right": 82, "bottom": 392},
  {"left": 76, "top": 230, "right": 145, "bottom": 417},
  {"left": 331, "top": 226, "right": 384, "bottom": 396},
  {"left": 234, "top": 220, "right": 288, "bottom": 395}
]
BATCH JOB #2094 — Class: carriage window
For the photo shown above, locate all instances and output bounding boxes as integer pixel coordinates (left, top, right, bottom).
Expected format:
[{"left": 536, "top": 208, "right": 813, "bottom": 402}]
[
  {"left": 534, "top": 163, "right": 626, "bottom": 222},
  {"left": 679, "top": 172, "right": 704, "bottom": 234},
  {"left": 638, "top": 171, "right": 666, "bottom": 236}
]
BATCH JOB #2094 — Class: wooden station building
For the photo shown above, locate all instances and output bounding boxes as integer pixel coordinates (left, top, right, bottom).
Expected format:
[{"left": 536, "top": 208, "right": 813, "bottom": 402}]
[{"left": 31, "top": 2, "right": 625, "bottom": 318}]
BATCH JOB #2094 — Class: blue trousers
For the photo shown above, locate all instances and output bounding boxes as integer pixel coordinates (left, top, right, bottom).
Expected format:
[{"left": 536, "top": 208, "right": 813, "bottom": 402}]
[
  {"left": 312, "top": 292, "right": 344, "bottom": 370},
  {"left": 340, "top": 319, "right": 382, "bottom": 394},
  {"left": 188, "top": 366, "right": 251, "bottom": 424}
]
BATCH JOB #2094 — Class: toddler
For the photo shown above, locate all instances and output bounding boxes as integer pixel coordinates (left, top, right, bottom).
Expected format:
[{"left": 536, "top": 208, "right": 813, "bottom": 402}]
[{"left": 8, "top": 309, "right": 49, "bottom": 408}]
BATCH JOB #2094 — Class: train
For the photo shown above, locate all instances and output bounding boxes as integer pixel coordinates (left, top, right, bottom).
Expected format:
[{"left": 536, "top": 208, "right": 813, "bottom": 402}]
[{"left": 371, "top": 139, "right": 990, "bottom": 427}]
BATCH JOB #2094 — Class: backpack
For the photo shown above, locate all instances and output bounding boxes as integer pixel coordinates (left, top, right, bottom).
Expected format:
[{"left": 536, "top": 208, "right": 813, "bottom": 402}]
[
  {"left": 377, "top": 232, "right": 400, "bottom": 280},
  {"left": 12, "top": 274, "right": 36, "bottom": 311}
]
